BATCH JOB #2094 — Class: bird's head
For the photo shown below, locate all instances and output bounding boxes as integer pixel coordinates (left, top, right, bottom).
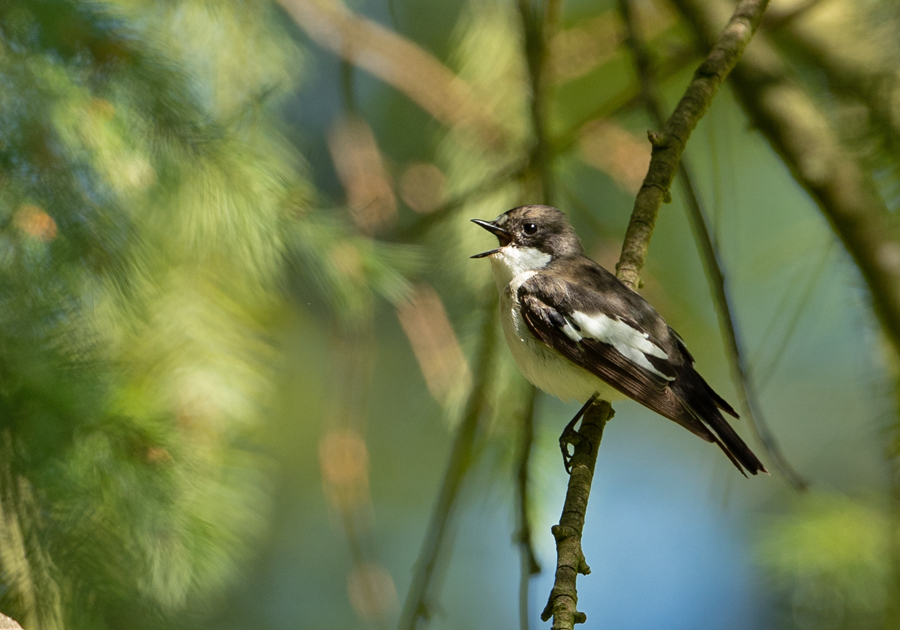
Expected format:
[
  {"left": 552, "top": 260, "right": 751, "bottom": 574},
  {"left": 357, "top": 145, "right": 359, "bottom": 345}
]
[{"left": 471, "top": 205, "right": 583, "bottom": 264}]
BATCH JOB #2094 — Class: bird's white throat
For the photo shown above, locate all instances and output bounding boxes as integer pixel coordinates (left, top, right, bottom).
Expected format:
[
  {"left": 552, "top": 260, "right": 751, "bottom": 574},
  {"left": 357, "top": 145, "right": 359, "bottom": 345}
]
[{"left": 488, "top": 246, "right": 551, "bottom": 289}]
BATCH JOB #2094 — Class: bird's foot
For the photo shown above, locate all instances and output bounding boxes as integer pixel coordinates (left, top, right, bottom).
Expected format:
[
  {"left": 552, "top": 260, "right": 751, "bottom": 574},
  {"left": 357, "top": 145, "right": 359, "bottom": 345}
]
[
  {"left": 559, "top": 423, "right": 581, "bottom": 474},
  {"left": 559, "top": 394, "right": 598, "bottom": 474}
]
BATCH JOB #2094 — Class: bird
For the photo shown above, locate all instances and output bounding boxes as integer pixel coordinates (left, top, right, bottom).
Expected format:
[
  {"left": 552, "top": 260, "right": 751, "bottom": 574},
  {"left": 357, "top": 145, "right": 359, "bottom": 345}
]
[{"left": 471, "top": 204, "right": 767, "bottom": 476}]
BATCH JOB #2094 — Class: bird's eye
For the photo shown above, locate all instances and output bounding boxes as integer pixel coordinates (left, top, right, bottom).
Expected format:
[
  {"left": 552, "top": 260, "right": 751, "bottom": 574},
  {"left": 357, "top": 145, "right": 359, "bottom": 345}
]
[{"left": 523, "top": 223, "right": 538, "bottom": 235}]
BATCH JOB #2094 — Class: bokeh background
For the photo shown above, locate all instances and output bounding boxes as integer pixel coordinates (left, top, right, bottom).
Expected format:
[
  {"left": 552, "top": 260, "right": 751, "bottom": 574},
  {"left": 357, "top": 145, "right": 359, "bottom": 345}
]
[{"left": 1, "top": 0, "right": 899, "bottom": 629}]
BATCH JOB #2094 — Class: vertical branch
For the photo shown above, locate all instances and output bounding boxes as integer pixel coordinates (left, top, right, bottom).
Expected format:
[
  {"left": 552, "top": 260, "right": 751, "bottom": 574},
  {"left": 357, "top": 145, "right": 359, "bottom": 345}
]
[
  {"left": 616, "top": 0, "right": 805, "bottom": 489},
  {"left": 542, "top": 2, "right": 769, "bottom": 628},
  {"left": 670, "top": 0, "right": 900, "bottom": 362},
  {"left": 398, "top": 292, "right": 499, "bottom": 630}
]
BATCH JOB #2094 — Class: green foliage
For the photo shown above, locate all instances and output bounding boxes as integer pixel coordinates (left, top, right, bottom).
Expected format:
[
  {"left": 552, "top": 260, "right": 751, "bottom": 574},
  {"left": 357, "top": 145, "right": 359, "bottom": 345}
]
[
  {"left": 757, "top": 494, "right": 891, "bottom": 629},
  {"left": 0, "top": 1, "right": 316, "bottom": 628}
]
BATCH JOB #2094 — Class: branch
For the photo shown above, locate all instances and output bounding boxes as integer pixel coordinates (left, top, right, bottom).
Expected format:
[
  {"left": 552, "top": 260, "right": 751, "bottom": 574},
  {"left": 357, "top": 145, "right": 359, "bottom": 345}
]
[
  {"left": 398, "top": 292, "right": 498, "bottom": 630},
  {"left": 277, "top": 0, "right": 507, "bottom": 145},
  {"left": 540, "top": 401, "right": 613, "bottom": 629},
  {"left": 0, "top": 613, "right": 23, "bottom": 630},
  {"left": 617, "top": 0, "right": 805, "bottom": 489},
  {"left": 615, "top": 0, "right": 770, "bottom": 290},
  {"left": 542, "top": 3, "right": 768, "bottom": 628},
  {"left": 671, "top": 0, "right": 900, "bottom": 362}
]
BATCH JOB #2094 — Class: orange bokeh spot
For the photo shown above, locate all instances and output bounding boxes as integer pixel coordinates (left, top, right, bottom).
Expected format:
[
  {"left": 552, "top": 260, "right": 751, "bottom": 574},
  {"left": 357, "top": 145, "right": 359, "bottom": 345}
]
[{"left": 15, "top": 206, "right": 58, "bottom": 242}]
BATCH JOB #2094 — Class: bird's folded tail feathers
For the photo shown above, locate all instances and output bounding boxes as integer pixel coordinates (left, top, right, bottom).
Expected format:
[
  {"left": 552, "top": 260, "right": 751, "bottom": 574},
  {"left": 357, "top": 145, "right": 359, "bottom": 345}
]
[
  {"left": 683, "top": 394, "right": 768, "bottom": 476},
  {"left": 702, "top": 380, "right": 739, "bottom": 419}
]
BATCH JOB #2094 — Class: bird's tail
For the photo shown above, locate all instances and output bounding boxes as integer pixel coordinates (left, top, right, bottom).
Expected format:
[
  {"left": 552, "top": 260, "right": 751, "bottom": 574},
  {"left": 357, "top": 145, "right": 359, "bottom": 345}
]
[{"left": 683, "top": 390, "right": 768, "bottom": 477}]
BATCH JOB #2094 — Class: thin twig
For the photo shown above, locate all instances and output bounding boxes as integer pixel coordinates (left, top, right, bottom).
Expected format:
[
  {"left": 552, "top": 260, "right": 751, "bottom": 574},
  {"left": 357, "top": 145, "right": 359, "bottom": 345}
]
[
  {"left": 616, "top": 0, "right": 770, "bottom": 290},
  {"left": 617, "top": 0, "right": 805, "bottom": 489},
  {"left": 398, "top": 291, "right": 499, "bottom": 630},
  {"left": 751, "top": 242, "right": 834, "bottom": 391},
  {"left": 542, "top": 2, "right": 769, "bottom": 628},
  {"left": 678, "top": 167, "right": 806, "bottom": 488}
]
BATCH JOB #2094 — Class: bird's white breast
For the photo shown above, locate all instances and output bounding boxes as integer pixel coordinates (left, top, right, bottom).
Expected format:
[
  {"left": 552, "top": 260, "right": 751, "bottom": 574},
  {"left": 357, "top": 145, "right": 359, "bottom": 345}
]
[{"left": 488, "top": 247, "right": 625, "bottom": 403}]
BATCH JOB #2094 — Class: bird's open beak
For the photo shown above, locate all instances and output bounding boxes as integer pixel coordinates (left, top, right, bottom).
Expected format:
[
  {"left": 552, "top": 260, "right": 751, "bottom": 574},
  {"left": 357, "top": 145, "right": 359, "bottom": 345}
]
[{"left": 470, "top": 219, "right": 512, "bottom": 258}]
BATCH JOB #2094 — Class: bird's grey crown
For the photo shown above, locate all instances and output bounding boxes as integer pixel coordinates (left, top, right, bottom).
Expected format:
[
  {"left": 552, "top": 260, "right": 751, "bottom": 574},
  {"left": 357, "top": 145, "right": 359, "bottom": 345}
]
[{"left": 494, "top": 205, "right": 584, "bottom": 258}]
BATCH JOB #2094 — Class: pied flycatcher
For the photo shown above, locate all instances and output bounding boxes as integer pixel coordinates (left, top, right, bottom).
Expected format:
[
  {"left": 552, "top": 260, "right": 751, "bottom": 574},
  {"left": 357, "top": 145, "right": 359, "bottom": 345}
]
[{"left": 471, "top": 204, "right": 766, "bottom": 476}]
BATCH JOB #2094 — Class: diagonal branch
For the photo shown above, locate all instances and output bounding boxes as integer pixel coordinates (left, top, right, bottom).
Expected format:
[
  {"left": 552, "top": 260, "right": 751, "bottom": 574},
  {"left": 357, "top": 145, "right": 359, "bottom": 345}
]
[
  {"left": 616, "top": 0, "right": 805, "bottom": 489},
  {"left": 616, "top": 0, "right": 770, "bottom": 290},
  {"left": 671, "top": 0, "right": 900, "bottom": 366},
  {"left": 542, "top": 2, "right": 769, "bottom": 629}
]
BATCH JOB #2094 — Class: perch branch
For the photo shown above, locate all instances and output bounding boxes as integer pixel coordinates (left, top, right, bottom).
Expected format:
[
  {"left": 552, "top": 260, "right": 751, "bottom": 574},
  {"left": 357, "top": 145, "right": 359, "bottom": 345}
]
[
  {"left": 542, "top": 2, "right": 768, "bottom": 628},
  {"left": 615, "top": 0, "right": 770, "bottom": 290},
  {"left": 617, "top": 0, "right": 804, "bottom": 489},
  {"left": 671, "top": 0, "right": 900, "bottom": 364},
  {"left": 540, "top": 401, "right": 613, "bottom": 629}
]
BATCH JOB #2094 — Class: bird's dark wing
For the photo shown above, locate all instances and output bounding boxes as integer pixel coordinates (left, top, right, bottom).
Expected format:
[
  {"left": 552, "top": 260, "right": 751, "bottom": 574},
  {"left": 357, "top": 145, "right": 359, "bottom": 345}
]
[
  {"left": 546, "top": 256, "right": 741, "bottom": 419},
  {"left": 517, "top": 273, "right": 691, "bottom": 425},
  {"left": 518, "top": 269, "right": 765, "bottom": 476}
]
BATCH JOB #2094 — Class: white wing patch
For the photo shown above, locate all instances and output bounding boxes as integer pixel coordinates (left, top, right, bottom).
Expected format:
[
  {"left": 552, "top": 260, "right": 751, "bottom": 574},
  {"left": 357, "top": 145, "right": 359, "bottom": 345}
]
[{"left": 569, "top": 311, "right": 674, "bottom": 380}]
